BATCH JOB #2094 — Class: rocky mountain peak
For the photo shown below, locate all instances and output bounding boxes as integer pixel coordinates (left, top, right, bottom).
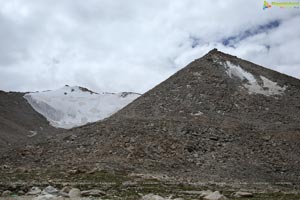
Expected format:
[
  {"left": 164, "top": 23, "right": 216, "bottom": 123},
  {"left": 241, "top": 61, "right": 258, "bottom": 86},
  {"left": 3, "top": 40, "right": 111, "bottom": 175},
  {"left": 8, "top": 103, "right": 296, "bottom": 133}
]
[{"left": 113, "top": 50, "right": 300, "bottom": 128}]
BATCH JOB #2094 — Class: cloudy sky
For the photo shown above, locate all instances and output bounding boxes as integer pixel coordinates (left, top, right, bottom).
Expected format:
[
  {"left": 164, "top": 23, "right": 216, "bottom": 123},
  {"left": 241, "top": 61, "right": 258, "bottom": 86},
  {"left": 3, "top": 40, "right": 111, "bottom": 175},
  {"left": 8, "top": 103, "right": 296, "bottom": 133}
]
[{"left": 0, "top": 0, "right": 299, "bottom": 93}]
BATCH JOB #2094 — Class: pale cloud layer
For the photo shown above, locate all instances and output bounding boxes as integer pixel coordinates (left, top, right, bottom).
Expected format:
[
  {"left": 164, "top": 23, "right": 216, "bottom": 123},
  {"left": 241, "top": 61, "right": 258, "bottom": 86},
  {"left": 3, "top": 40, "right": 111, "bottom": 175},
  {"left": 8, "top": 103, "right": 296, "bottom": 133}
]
[{"left": 0, "top": 0, "right": 299, "bottom": 93}]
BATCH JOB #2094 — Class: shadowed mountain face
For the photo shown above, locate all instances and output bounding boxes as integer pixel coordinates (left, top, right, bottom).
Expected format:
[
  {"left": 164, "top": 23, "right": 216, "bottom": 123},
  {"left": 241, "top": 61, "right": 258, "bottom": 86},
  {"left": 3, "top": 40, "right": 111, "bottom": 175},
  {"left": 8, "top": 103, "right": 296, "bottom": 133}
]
[
  {"left": 0, "top": 91, "right": 62, "bottom": 153},
  {"left": 2, "top": 50, "right": 300, "bottom": 185}
]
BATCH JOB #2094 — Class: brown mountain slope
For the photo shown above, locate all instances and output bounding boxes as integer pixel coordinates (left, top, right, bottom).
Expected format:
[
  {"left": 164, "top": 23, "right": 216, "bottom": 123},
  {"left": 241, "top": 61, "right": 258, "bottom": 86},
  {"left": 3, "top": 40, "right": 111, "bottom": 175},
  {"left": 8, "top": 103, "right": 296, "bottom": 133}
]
[
  {"left": 0, "top": 91, "right": 61, "bottom": 153},
  {"left": 2, "top": 49, "right": 300, "bottom": 186}
]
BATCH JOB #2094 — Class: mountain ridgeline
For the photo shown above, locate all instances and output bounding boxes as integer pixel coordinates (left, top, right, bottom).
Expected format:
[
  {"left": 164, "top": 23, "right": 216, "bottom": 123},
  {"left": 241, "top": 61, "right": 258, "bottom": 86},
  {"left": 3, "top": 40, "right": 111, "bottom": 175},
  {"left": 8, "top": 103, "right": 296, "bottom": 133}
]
[{"left": 2, "top": 49, "right": 300, "bottom": 186}]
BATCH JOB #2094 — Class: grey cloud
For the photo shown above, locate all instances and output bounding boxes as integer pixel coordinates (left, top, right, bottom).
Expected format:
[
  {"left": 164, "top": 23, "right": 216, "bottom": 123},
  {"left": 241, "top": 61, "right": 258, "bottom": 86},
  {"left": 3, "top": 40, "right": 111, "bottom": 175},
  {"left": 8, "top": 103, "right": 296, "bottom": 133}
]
[{"left": 0, "top": 0, "right": 299, "bottom": 92}]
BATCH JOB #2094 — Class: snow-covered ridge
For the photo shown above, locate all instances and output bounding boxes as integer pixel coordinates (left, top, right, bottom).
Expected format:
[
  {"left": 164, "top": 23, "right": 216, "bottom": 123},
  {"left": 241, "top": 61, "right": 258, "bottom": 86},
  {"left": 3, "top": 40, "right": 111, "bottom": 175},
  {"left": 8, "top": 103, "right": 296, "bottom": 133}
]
[
  {"left": 224, "top": 61, "right": 286, "bottom": 96},
  {"left": 24, "top": 85, "right": 140, "bottom": 129}
]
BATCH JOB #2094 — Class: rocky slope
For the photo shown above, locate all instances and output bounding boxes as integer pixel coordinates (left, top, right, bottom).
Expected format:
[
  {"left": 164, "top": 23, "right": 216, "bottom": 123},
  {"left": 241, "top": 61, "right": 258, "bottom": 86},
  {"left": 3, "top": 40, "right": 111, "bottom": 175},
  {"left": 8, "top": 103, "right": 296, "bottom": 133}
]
[
  {"left": 2, "top": 49, "right": 300, "bottom": 187},
  {"left": 0, "top": 85, "right": 139, "bottom": 154},
  {"left": 0, "top": 91, "right": 62, "bottom": 153}
]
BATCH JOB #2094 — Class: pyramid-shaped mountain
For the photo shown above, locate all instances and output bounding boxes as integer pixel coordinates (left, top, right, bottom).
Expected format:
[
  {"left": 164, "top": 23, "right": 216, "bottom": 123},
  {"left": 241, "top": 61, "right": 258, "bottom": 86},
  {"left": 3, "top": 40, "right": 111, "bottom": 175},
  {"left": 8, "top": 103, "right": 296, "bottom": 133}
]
[
  {"left": 115, "top": 49, "right": 299, "bottom": 124},
  {"left": 3, "top": 49, "right": 300, "bottom": 185}
]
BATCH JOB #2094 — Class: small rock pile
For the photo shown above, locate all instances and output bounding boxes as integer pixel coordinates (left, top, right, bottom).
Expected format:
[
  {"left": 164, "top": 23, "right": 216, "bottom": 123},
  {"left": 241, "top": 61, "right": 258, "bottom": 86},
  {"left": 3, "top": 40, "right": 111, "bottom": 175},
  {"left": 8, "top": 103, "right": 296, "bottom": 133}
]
[
  {"left": 140, "top": 190, "right": 230, "bottom": 200},
  {"left": 0, "top": 185, "right": 107, "bottom": 199},
  {"left": 1, "top": 186, "right": 254, "bottom": 200}
]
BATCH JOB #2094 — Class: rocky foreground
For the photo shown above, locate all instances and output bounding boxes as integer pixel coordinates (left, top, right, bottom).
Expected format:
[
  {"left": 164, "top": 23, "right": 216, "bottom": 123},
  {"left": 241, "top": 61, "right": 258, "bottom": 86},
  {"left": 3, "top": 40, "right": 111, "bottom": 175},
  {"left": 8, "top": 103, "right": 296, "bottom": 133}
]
[
  {"left": 0, "top": 168, "right": 299, "bottom": 200},
  {"left": 1, "top": 185, "right": 229, "bottom": 200},
  {"left": 1, "top": 183, "right": 300, "bottom": 200}
]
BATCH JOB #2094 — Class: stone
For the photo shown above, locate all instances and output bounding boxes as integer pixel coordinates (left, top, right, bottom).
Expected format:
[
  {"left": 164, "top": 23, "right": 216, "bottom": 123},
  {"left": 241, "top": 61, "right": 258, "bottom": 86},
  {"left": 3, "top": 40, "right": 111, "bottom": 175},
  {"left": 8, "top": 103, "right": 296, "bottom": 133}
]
[
  {"left": 60, "top": 186, "right": 72, "bottom": 193},
  {"left": 86, "top": 168, "right": 97, "bottom": 174},
  {"left": 2, "top": 190, "right": 12, "bottom": 197},
  {"left": 122, "top": 181, "right": 138, "bottom": 187},
  {"left": 141, "top": 193, "right": 167, "bottom": 200},
  {"left": 58, "top": 191, "right": 69, "bottom": 197},
  {"left": 233, "top": 191, "right": 254, "bottom": 198},
  {"left": 199, "top": 190, "right": 213, "bottom": 197},
  {"left": 27, "top": 187, "right": 42, "bottom": 195},
  {"left": 69, "top": 188, "right": 81, "bottom": 198},
  {"left": 33, "top": 194, "right": 61, "bottom": 200},
  {"left": 81, "top": 189, "right": 106, "bottom": 197},
  {"left": 204, "top": 191, "right": 227, "bottom": 200},
  {"left": 182, "top": 190, "right": 212, "bottom": 197},
  {"left": 18, "top": 190, "right": 25, "bottom": 195},
  {"left": 43, "top": 186, "right": 59, "bottom": 195}
]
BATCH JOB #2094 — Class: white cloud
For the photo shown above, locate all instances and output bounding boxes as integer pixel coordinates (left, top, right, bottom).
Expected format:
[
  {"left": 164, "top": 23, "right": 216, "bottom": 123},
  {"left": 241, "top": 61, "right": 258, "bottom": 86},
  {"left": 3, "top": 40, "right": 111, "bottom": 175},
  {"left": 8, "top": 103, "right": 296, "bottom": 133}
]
[{"left": 0, "top": 0, "right": 299, "bottom": 93}]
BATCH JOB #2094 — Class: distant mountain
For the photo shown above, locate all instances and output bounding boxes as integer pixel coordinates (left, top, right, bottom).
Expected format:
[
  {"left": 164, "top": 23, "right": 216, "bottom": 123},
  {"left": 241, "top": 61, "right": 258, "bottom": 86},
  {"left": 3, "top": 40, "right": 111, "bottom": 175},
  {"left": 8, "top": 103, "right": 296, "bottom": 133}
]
[
  {"left": 24, "top": 85, "right": 140, "bottom": 129},
  {"left": 0, "top": 85, "right": 139, "bottom": 154},
  {"left": 2, "top": 49, "right": 300, "bottom": 186}
]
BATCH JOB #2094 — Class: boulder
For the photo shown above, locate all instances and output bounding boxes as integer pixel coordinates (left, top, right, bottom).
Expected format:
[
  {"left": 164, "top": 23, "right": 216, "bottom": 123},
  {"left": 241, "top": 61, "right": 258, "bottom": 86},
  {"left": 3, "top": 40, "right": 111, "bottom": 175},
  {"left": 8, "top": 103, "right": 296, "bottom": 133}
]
[
  {"left": 122, "top": 180, "right": 138, "bottom": 187},
  {"left": 233, "top": 191, "right": 254, "bottom": 198},
  {"left": 2, "top": 190, "right": 12, "bottom": 197},
  {"left": 81, "top": 189, "right": 106, "bottom": 197},
  {"left": 199, "top": 190, "right": 213, "bottom": 197},
  {"left": 58, "top": 191, "right": 69, "bottom": 197},
  {"left": 182, "top": 190, "right": 207, "bottom": 195},
  {"left": 60, "top": 186, "right": 72, "bottom": 193},
  {"left": 141, "top": 193, "right": 167, "bottom": 200},
  {"left": 26, "top": 187, "right": 42, "bottom": 195},
  {"left": 69, "top": 188, "right": 81, "bottom": 198},
  {"left": 27, "top": 187, "right": 42, "bottom": 195},
  {"left": 33, "top": 194, "right": 60, "bottom": 200},
  {"left": 182, "top": 190, "right": 213, "bottom": 197},
  {"left": 43, "top": 186, "right": 59, "bottom": 195},
  {"left": 18, "top": 190, "right": 25, "bottom": 195},
  {"left": 204, "top": 191, "right": 227, "bottom": 200}
]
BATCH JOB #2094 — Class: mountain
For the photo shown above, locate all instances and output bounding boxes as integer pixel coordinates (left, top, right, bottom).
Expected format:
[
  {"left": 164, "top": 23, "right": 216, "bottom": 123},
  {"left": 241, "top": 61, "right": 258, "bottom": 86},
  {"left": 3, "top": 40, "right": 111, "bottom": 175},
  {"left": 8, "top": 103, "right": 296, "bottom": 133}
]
[
  {"left": 0, "top": 90, "right": 61, "bottom": 153},
  {"left": 0, "top": 86, "right": 139, "bottom": 154},
  {"left": 24, "top": 85, "right": 140, "bottom": 129},
  {"left": 2, "top": 49, "right": 300, "bottom": 186}
]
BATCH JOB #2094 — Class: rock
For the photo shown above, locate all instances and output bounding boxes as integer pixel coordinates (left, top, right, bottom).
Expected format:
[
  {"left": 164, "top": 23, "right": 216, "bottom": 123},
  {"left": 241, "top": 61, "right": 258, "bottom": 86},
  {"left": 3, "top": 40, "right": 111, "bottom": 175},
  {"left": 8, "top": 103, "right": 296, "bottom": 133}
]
[
  {"left": 122, "top": 181, "right": 138, "bottom": 187},
  {"left": 27, "top": 187, "right": 42, "bottom": 195},
  {"left": 67, "top": 168, "right": 85, "bottom": 175},
  {"left": 141, "top": 193, "right": 167, "bottom": 200},
  {"left": 16, "top": 167, "right": 29, "bottom": 173},
  {"left": 199, "top": 190, "right": 213, "bottom": 197},
  {"left": 60, "top": 186, "right": 72, "bottom": 193},
  {"left": 43, "top": 186, "right": 59, "bottom": 195},
  {"left": 0, "top": 164, "right": 9, "bottom": 170},
  {"left": 58, "top": 191, "right": 69, "bottom": 197},
  {"left": 182, "top": 190, "right": 212, "bottom": 196},
  {"left": 33, "top": 194, "right": 62, "bottom": 200},
  {"left": 204, "top": 191, "right": 227, "bottom": 200},
  {"left": 233, "top": 191, "right": 254, "bottom": 198},
  {"left": 69, "top": 188, "right": 81, "bottom": 198},
  {"left": 18, "top": 190, "right": 25, "bottom": 195},
  {"left": 86, "top": 168, "right": 97, "bottom": 174},
  {"left": 2, "top": 190, "right": 12, "bottom": 197},
  {"left": 81, "top": 189, "right": 106, "bottom": 197}
]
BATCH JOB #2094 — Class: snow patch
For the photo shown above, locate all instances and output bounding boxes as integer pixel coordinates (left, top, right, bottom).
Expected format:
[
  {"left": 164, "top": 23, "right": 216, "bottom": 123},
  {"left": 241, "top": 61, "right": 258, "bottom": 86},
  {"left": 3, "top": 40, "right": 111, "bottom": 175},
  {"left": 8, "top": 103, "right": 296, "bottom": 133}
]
[
  {"left": 27, "top": 130, "right": 37, "bottom": 137},
  {"left": 225, "top": 61, "right": 256, "bottom": 83},
  {"left": 224, "top": 61, "right": 286, "bottom": 96},
  {"left": 24, "top": 86, "right": 140, "bottom": 129},
  {"left": 191, "top": 111, "right": 203, "bottom": 116},
  {"left": 260, "top": 76, "right": 287, "bottom": 96}
]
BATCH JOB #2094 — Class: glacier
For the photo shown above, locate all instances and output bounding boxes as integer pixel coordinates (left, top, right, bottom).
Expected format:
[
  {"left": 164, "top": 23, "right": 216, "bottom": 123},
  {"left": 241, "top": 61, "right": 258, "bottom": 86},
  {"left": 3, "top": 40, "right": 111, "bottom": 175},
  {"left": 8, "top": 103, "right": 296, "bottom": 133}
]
[{"left": 24, "top": 85, "right": 140, "bottom": 129}]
